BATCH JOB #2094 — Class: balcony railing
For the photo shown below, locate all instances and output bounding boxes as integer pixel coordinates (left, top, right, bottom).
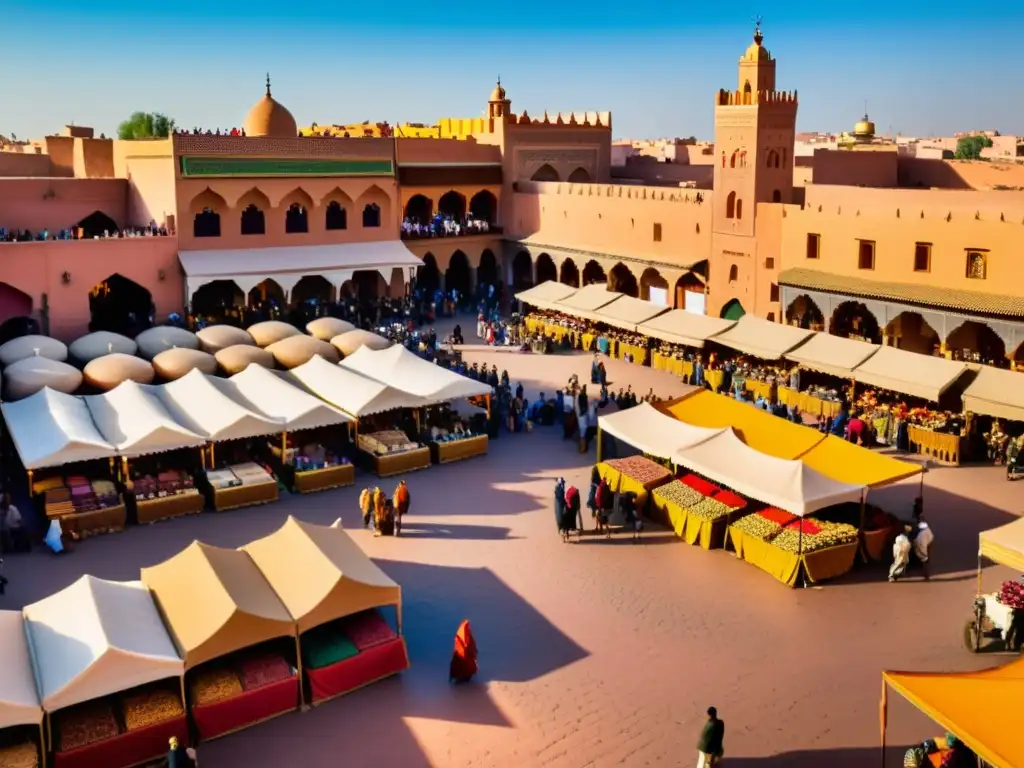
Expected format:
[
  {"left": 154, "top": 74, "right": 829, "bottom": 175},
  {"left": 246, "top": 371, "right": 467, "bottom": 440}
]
[{"left": 400, "top": 225, "right": 502, "bottom": 241}]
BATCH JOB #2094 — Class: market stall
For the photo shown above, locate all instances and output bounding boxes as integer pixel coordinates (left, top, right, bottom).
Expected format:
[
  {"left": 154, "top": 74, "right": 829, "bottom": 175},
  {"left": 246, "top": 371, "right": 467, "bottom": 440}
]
[
  {"left": 962, "top": 365, "right": 1024, "bottom": 423},
  {"left": 595, "top": 456, "right": 673, "bottom": 524},
  {"left": 0, "top": 611, "right": 44, "bottom": 768},
  {"left": 651, "top": 479, "right": 748, "bottom": 549},
  {"left": 141, "top": 542, "right": 299, "bottom": 742},
  {"left": 514, "top": 280, "right": 579, "bottom": 312},
  {"left": 637, "top": 311, "right": 736, "bottom": 349},
  {"left": 153, "top": 369, "right": 285, "bottom": 512},
  {"left": 596, "top": 401, "right": 724, "bottom": 464},
  {"left": 244, "top": 517, "right": 408, "bottom": 705},
  {"left": 588, "top": 295, "right": 668, "bottom": 339},
  {"left": 85, "top": 381, "right": 207, "bottom": 525},
  {"left": 966, "top": 517, "right": 1024, "bottom": 653},
  {"left": 23, "top": 576, "right": 187, "bottom": 768},
  {"left": 780, "top": 332, "right": 879, "bottom": 416},
  {"left": 708, "top": 314, "right": 815, "bottom": 361}
]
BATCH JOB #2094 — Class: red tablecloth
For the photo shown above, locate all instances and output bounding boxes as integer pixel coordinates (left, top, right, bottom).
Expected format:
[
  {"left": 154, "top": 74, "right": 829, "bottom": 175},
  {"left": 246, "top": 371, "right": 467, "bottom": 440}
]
[
  {"left": 307, "top": 638, "right": 408, "bottom": 703},
  {"left": 192, "top": 675, "right": 299, "bottom": 741},
  {"left": 53, "top": 714, "right": 187, "bottom": 768}
]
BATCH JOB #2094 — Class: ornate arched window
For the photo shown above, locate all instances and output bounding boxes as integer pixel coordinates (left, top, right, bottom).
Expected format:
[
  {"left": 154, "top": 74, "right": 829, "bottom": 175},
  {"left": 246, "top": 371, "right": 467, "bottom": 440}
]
[
  {"left": 285, "top": 203, "right": 308, "bottom": 234},
  {"left": 326, "top": 201, "right": 347, "bottom": 230},
  {"left": 363, "top": 203, "right": 381, "bottom": 228},
  {"left": 241, "top": 204, "right": 265, "bottom": 235},
  {"left": 726, "top": 191, "right": 736, "bottom": 219}
]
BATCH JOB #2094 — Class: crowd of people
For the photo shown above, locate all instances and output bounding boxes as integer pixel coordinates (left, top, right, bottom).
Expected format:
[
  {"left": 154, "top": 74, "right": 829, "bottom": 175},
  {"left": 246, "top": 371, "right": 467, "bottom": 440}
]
[
  {"left": 400, "top": 213, "right": 493, "bottom": 239},
  {"left": 0, "top": 221, "right": 170, "bottom": 242}
]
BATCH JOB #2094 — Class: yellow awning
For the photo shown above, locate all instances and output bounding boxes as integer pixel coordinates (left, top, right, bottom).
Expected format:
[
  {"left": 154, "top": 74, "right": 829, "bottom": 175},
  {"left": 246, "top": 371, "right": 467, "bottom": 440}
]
[
  {"left": 979, "top": 517, "right": 1024, "bottom": 572},
  {"left": 884, "top": 658, "right": 1024, "bottom": 768},
  {"left": 797, "top": 435, "right": 923, "bottom": 488}
]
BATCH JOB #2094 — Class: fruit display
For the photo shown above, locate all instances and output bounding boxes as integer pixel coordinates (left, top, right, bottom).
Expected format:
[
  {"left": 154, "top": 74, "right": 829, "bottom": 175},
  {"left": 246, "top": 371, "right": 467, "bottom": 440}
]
[
  {"left": 732, "top": 512, "right": 783, "bottom": 542},
  {"left": 605, "top": 456, "right": 672, "bottom": 486},
  {"left": 191, "top": 666, "right": 244, "bottom": 706},
  {"left": 732, "top": 508, "right": 856, "bottom": 552},
  {"left": 653, "top": 481, "right": 704, "bottom": 510},
  {"left": 685, "top": 497, "right": 737, "bottom": 522},
  {"left": 121, "top": 688, "right": 185, "bottom": 732},
  {"left": 0, "top": 741, "right": 38, "bottom": 768},
  {"left": 771, "top": 523, "right": 858, "bottom": 554},
  {"left": 57, "top": 701, "right": 120, "bottom": 751},
  {"left": 999, "top": 579, "right": 1024, "bottom": 610}
]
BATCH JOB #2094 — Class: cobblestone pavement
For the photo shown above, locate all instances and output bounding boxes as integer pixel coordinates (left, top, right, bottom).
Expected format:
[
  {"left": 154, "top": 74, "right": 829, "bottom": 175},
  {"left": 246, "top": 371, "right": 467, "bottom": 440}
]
[{"left": 3, "top": 335, "right": 1017, "bottom": 767}]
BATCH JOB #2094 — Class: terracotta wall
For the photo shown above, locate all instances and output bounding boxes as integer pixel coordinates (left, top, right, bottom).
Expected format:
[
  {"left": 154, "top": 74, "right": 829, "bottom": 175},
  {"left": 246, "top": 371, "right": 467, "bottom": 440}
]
[
  {"left": 898, "top": 158, "right": 1024, "bottom": 190},
  {"left": 43, "top": 136, "right": 75, "bottom": 177},
  {"left": 611, "top": 162, "right": 714, "bottom": 188},
  {"left": 0, "top": 178, "right": 127, "bottom": 233},
  {"left": 73, "top": 138, "right": 115, "bottom": 179},
  {"left": 399, "top": 185, "right": 501, "bottom": 223},
  {"left": 813, "top": 149, "right": 898, "bottom": 187},
  {"left": 0, "top": 152, "right": 54, "bottom": 177},
  {"left": 0, "top": 238, "right": 182, "bottom": 339},
  {"left": 396, "top": 138, "right": 501, "bottom": 165}
]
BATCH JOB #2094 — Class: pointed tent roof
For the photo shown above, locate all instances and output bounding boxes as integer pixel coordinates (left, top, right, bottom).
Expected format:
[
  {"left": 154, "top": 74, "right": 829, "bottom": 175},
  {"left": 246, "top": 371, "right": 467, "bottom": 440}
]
[
  {"left": 341, "top": 344, "right": 492, "bottom": 403},
  {"left": 597, "top": 402, "right": 725, "bottom": 460},
  {"left": 0, "top": 611, "right": 42, "bottom": 728},
  {"left": 284, "top": 355, "right": 425, "bottom": 417},
  {"left": 243, "top": 517, "right": 401, "bottom": 634},
  {"left": 514, "top": 280, "right": 578, "bottom": 311},
  {"left": 226, "top": 364, "right": 352, "bottom": 431},
  {"left": 85, "top": 380, "right": 206, "bottom": 458},
  {"left": 141, "top": 541, "right": 295, "bottom": 669},
  {"left": 637, "top": 310, "right": 737, "bottom": 348},
  {"left": 1, "top": 387, "right": 117, "bottom": 470},
  {"left": 153, "top": 368, "right": 283, "bottom": 442},
  {"left": 708, "top": 314, "right": 815, "bottom": 359},
  {"left": 23, "top": 576, "right": 183, "bottom": 712}
]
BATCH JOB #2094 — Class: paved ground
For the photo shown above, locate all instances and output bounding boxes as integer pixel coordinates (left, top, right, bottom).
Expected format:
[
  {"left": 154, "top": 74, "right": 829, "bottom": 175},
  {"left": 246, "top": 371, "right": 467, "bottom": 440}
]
[{"left": 3, "top": 328, "right": 1021, "bottom": 767}]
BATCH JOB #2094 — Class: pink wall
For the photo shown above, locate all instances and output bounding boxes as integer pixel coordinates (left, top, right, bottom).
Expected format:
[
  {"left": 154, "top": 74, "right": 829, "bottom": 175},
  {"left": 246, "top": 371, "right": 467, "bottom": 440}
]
[
  {"left": 125, "top": 156, "right": 177, "bottom": 229},
  {"left": 812, "top": 149, "right": 898, "bottom": 187},
  {"left": 611, "top": 162, "right": 714, "bottom": 188},
  {"left": 0, "top": 178, "right": 127, "bottom": 234},
  {"left": 0, "top": 238, "right": 182, "bottom": 340},
  {"left": 0, "top": 152, "right": 54, "bottom": 177}
]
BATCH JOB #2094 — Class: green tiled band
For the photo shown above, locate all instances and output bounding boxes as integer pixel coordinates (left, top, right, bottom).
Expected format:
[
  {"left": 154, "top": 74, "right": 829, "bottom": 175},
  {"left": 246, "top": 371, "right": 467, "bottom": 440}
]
[{"left": 180, "top": 157, "right": 394, "bottom": 177}]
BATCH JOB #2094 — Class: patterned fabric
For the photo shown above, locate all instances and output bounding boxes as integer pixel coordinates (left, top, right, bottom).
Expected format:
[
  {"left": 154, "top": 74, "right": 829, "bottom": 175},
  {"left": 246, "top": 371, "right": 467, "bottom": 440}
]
[
  {"left": 238, "top": 654, "right": 292, "bottom": 691},
  {"left": 342, "top": 610, "right": 398, "bottom": 651}
]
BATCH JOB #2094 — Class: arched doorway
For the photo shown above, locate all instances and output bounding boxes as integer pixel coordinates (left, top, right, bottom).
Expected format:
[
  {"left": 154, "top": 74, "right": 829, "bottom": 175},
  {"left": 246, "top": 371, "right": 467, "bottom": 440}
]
[
  {"left": 446, "top": 251, "right": 471, "bottom": 300},
  {"left": 639, "top": 267, "right": 669, "bottom": 304},
  {"left": 1013, "top": 341, "right": 1024, "bottom": 370},
  {"left": 353, "top": 271, "right": 386, "bottom": 299},
  {"left": 291, "top": 275, "right": 334, "bottom": 306},
  {"left": 193, "top": 208, "right": 221, "bottom": 238},
  {"left": 608, "top": 263, "right": 638, "bottom": 297},
  {"left": 582, "top": 260, "right": 606, "bottom": 286},
  {"left": 946, "top": 321, "right": 1007, "bottom": 366},
  {"left": 405, "top": 194, "right": 432, "bottom": 223},
  {"left": 830, "top": 301, "right": 881, "bottom": 343},
  {"left": 191, "top": 280, "right": 244, "bottom": 323},
  {"left": 0, "top": 316, "right": 40, "bottom": 346},
  {"left": 418, "top": 254, "right": 440, "bottom": 295},
  {"left": 560, "top": 258, "right": 580, "bottom": 288},
  {"left": 674, "top": 273, "right": 705, "bottom": 312},
  {"left": 469, "top": 191, "right": 497, "bottom": 224},
  {"left": 567, "top": 168, "right": 592, "bottom": 183},
  {"left": 478, "top": 249, "right": 499, "bottom": 290},
  {"left": 0, "top": 283, "right": 33, "bottom": 326},
  {"left": 77, "top": 211, "right": 119, "bottom": 239},
  {"left": 720, "top": 299, "right": 746, "bottom": 321},
  {"left": 438, "top": 191, "right": 467, "bottom": 221},
  {"left": 535, "top": 253, "right": 557, "bottom": 284},
  {"left": 89, "top": 274, "right": 153, "bottom": 336},
  {"left": 885, "top": 312, "right": 939, "bottom": 356},
  {"left": 512, "top": 251, "right": 533, "bottom": 292},
  {"left": 785, "top": 295, "right": 824, "bottom": 331},
  {"left": 531, "top": 165, "right": 559, "bottom": 182},
  {"left": 248, "top": 279, "right": 286, "bottom": 311}
]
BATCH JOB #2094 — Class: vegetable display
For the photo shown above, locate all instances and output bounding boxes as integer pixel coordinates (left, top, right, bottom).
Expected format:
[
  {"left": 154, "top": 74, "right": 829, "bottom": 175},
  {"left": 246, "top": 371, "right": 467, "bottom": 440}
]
[
  {"left": 732, "top": 508, "right": 857, "bottom": 552},
  {"left": 121, "top": 688, "right": 185, "bottom": 731},
  {"left": 999, "top": 579, "right": 1024, "bottom": 610},
  {"left": 685, "top": 497, "right": 737, "bottom": 522},
  {"left": 191, "top": 667, "right": 244, "bottom": 706},
  {"left": 652, "top": 481, "right": 704, "bottom": 509},
  {"left": 605, "top": 456, "right": 672, "bottom": 486}
]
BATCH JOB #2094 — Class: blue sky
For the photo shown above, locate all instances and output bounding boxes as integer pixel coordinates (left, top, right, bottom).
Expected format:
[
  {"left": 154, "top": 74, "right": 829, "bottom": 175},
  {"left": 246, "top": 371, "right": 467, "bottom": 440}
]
[{"left": 2, "top": 2, "right": 1018, "bottom": 141}]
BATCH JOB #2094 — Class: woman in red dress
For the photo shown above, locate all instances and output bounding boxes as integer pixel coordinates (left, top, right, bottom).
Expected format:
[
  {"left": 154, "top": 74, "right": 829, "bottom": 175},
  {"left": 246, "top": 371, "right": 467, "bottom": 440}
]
[{"left": 449, "top": 620, "right": 478, "bottom": 684}]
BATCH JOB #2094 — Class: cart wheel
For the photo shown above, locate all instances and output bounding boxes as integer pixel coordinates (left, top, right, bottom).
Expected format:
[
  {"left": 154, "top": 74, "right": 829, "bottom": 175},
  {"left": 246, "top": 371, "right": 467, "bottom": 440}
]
[{"left": 964, "top": 619, "right": 982, "bottom": 653}]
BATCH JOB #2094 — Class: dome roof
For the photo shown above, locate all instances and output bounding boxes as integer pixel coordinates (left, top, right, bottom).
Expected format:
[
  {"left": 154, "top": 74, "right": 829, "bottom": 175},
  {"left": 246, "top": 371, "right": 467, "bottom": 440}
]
[
  {"left": 743, "top": 27, "right": 770, "bottom": 61},
  {"left": 490, "top": 78, "right": 506, "bottom": 102},
  {"left": 244, "top": 75, "right": 298, "bottom": 138},
  {"left": 854, "top": 115, "right": 876, "bottom": 137}
]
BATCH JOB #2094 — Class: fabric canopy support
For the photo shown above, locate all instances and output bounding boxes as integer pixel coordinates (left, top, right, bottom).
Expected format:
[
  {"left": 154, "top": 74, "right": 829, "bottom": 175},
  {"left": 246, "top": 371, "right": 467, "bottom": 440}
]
[
  {"left": 553, "top": 284, "right": 622, "bottom": 313},
  {"left": 598, "top": 402, "right": 725, "bottom": 459},
  {"left": 588, "top": 295, "right": 670, "bottom": 331},
  {"left": 883, "top": 658, "right": 1024, "bottom": 768},
  {"left": 141, "top": 542, "right": 296, "bottom": 670},
  {"left": 962, "top": 366, "right": 1024, "bottom": 422},
  {"left": 515, "top": 280, "right": 578, "bottom": 311},
  {"left": 671, "top": 429, "right": 865, "bottom": 517},
  {"left": 850, "top": 346, "right": 968, "bottom": 403},
  {"left": 243, "top": 516, "right": 402, "bottom": 634},
  {"left": 0, "top": 611, "right": 43, "bottom": 729},
  {"left": 179, "top": 240, "right": 421, "bottom": 298},
  {"left": 85, "top": 380, "right": 206, "bottom": 458},
  {"left": 226, "top": 364, "right": 352, "bottom": 432},
  {"left": 1, "top": 388, "right": 117, "bottom": 470},
  {"left": 708, "top": 315, "right": 815, "bottom": 359},
  {"left": 154, "top": 369, "right": 284, "bottom": 442},
  {"left": 784, "top": 333, "right": 881, "bottom": 379},
  {"left": 979, "top": 517, "right": 1024, "bottom": 573},
  {"left": 284, "top": 356, "right": 426, "bottom": 417},
  {"left": 636, "top": 310, "right": 736, "bottom": 348},
  {"left": 796, "top": 435, "right": 923, "bottom": 489},
  {"left": 341, "top": 345, "right": 492, "bottom": 403},
  {"left": 23, "top": 576, "right": 183, "bottom": 712}
]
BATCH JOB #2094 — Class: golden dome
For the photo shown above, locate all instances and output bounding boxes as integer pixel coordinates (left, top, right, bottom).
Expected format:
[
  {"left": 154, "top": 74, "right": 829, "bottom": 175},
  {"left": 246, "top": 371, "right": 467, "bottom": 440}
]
[
  {"left": 490, "top": 78, "right": 506, "bottom": 102},
  {"left": 243, "top": 74, "right": 298, "bottom": 138},
  {"left": 854, "top": 114, "right": 876, "bottom": 137},
  {"left": 743, "top": 26, "right": 770, "bottom": 61}
]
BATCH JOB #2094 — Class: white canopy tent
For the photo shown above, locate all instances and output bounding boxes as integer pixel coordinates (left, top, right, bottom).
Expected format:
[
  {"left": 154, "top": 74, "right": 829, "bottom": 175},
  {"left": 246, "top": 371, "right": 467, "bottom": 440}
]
[
  {"left": 0, "top": 611, "right": 43, "bottom": 730},
  {"left": 153, "top": 368, "right": 283, "bottom": 442},
  {"left": 784, "top": 333, "right": 881, "bottom": 379},
  {"left": 341, "top": 345, "right": 492, "bottom": 403},
  {"left": 179, "top": 241, "right": 422, "bottom": 302},
  {"left": 588, "top": 295, "right": 669, "bottom": 330},
  {"left": 514, "top": 280, "right": 579, "bottom": 311},
  {"left": 284, "top": 356, "right": 426, "bottom": 417},
  {"left": 85, "top": 381, "right": 206, "bottom": 458},
  {"left": 850, "top": 345, "right": 968, "bottom": 402},
  {"left": 553, "top": 284, "right": 622, "bottom": 314},
  {"left": 23, "top": 575, "right": 183, "bottom": 713},
  {"left": 598, "top": 402, "right": 724, "bottom": 459},
  {"left": 1, "top": 388, "right": 117, "bottom": 470},
  {"left": 962, "top": 366, "right": 1024, "bottom": 422},
  {"left": 671, "top": 429, "right": 865, "bottom": 517},
  {"left": 637, "top": 310, "right": 737, "bottom": 348},
  {"left": 225, "top": 364, "right": 352, "bottom": 432},
  {"left": 709, "top": 315, "right": 815, "bottom": 359}
]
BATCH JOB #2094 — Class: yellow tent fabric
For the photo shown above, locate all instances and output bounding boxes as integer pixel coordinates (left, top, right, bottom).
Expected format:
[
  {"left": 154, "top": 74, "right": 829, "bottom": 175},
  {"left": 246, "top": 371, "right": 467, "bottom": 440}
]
[
  {"left": 663, "top": 391, "right": 826, "bottom": 460},
  {"left": 884, "top": 658, "right": 1024, "bottom": 768},
  {"left": 979, "top": 516, "right": 1024, "bottom": 572},
  {"left": 797, "top": 435, "right": 922, "bottom": 488}
]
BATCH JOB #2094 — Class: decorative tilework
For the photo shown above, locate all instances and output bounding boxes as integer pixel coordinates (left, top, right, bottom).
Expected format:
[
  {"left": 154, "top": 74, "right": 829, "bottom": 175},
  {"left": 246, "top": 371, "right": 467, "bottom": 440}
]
[{"left": 180, "top": 157, "right": 394, "bottom": 178}]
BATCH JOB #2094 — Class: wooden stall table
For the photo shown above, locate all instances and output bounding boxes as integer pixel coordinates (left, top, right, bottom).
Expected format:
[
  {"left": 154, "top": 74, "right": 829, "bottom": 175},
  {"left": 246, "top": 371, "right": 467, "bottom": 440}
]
[
  {"left": 211, "top": 481, "right": 279, "bottom": 512},
  {"left": 705, "top": 369, "right": 725, "bottom": 392},
  {"left": 597, "top": 458, "right": 672, "bottom": 516},
  {"left": 777, "top": 387, "right": 842, "bottom": 420},
  {"left": 525, "top": 317, "right": 545, "bottom": 335},
  {"left": 907, "top": 425, "right": 964, "bottom": 465},
  {"left": 727, "top": 526, "right": 859, "bottom": 587},
  {"left": 582, "top": 332, "right": 597, "bottom": 352},
  {"left": 617, "top": 342, "right": 648, "bottom": 365},
  {"left": 656, "top": 500, "right": 746, "bottom": 550},
  {"left": 294, "top": 463, "right": 355, "bottom": 494},
  {"left": 434, "top": 435, "right": 489, "bottom": 464},
  {"left": 368, "top": 447, "right": 432, "bottom": 478},
  {"left": 136, "top": 490, "right": 205, "bottom": 524},
  {"left": 58, "top": 500, "right": 127, "bottom": 538},
  {"left": 742, "top": 379, "right": 775, "bottom": 400}
]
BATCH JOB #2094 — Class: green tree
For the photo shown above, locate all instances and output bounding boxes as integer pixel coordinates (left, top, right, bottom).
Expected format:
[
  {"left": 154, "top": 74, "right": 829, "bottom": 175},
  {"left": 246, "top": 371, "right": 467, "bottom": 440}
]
[
  {"left": 117, "top": 111, "right": 176, "bottom": 140},
  {"left": 954, "top": 134, "right": 993, "bottom": 160}
]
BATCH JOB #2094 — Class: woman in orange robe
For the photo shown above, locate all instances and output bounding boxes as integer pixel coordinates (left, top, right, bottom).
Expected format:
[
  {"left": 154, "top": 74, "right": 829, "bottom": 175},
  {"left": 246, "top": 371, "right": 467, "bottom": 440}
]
[
  {"left": 393, "top": 480, "right": 410, "bottom": 535},
  {"left": 449, "top": 620, "right": 478, "bottom": 684}
]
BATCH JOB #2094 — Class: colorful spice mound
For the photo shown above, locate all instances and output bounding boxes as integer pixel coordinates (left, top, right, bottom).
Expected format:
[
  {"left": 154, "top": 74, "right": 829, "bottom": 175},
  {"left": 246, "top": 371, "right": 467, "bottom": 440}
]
[
  {"left": 341, "top": 609, "right": 398, "bottom": 651},
  {"left": 121, "top": 688, "right": 185, "bottom": 732},
  {"left": 686, "top": 497, "right": 736, "bottom": 522},
  {"left": 238, "top": 654, "right": 293, "bottom": 691},
  {"left": 731, "top": 508, "right": 856, "bottom": 552},
  {"left": 999, "top": 579, "right": 1024, "bottom": 610},
  {"left": 653, "top": 481, "right": 704, "bottom": 509},
  {"left": 605, "top": 456, "right": 672, "bottom": 486},
  {"left": 0, "top": 741, "right": 39, "bottom": 768},
  {"left": 57, "top": 701, "right": 119, "bottom": 752},
  {"left": 191, "top": 667, "right": 243, "bottom": 707}
]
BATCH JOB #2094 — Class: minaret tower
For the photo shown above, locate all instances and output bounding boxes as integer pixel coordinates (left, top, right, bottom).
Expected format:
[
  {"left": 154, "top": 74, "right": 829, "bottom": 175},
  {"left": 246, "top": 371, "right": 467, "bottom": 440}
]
[{"left": 488, "top": 78, "right": 511, "bottom": 121}]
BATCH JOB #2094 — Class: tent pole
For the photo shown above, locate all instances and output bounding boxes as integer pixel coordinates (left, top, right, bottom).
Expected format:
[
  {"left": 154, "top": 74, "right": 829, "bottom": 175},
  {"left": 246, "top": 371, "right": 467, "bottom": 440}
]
[
  {"left": 977, "top": 551, "right": 984, "bottom": 596},
  {"left": 281, "top": 432, "right": 287, "bottom": 463},
  {"left": 210, "top": 442, "right": 216, "bottom": 468},
  {"left": 859, "top": 490, "right": 867, "bottom": 563},
  {"left": 295, "top": 634, "right": 307, "bottom": 708},
  {"left": 596, "top": 427, "right": 603, "bottom": 463},
  {"left": 485, "top": 393, "right": 491, "bottom": 420},
  {"left": 880, "top": 679, "right": 888, "bottom": 768},
  {"left": 799, "top": 517, "right": 806, "bottom": 588}
]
